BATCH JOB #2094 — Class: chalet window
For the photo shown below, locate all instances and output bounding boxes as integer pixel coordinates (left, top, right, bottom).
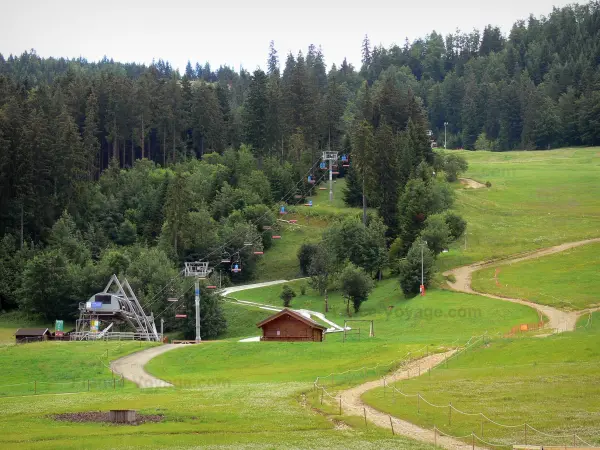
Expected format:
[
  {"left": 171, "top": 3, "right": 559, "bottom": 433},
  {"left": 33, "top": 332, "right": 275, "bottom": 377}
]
[{"left": 276, "top": 329, "right": 280, "bottom": 336}]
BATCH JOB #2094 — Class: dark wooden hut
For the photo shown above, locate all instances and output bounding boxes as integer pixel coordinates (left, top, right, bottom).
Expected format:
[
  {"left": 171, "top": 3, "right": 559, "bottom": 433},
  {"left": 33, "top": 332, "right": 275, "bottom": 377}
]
[{"left": 257, "top": 309, "right": 326, "bottom": 342}]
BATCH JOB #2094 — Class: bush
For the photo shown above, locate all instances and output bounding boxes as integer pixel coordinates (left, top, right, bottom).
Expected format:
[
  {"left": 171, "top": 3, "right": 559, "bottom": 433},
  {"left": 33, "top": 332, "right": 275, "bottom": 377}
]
[
  {"left": 419, "top": 215, "right": 451, "bottom": 255},
  {"left": 297, "top": 243, "right": 319, "bottom": 277},
  {"left": 485, "top": 181, "right": 492, "bottom": 188},
  {"left": 444, "top": 212, "right": 467, "bottom": 240},
  {"left": 300, "top": 283, "right": 307, "bottom": 296},
  {"left": 280, "top": 284, "right": 296, "bottom": 307}
]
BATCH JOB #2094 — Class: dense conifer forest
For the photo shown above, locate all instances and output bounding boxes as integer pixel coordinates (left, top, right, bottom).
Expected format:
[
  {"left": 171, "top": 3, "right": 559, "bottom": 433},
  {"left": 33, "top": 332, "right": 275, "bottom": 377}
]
[{"left": 0, "top": 1, "right": 599, "bottom": 333}]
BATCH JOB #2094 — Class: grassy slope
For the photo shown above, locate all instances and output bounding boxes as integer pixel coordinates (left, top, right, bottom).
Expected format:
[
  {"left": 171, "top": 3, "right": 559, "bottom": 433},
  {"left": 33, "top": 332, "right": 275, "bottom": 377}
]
[
  {"left": 219, "top": 300, "right": 271, "bottom": 339},
  {"left": 437, "top": 148, "right": 600, "bottom": 271},
  {"left": 471, "top": 242, "right": 600, "bottom": 310},
  {"left": 229, "top": 278, "right": 539, "bottom": 343},
  {"left": 0, "top": 387, "right": 435, "bottom": 450},
  {"left": 150, "top": 278, "right": 538, "bottom": 387},
  {"left": 255, "top": 178, "right": 367, "bottom": 281},
  {"left": 362, "top": 313, "right": 600, "bottom": 446},
  {"left": 0, "top": 341, "right": 157, "bottom": 396}
]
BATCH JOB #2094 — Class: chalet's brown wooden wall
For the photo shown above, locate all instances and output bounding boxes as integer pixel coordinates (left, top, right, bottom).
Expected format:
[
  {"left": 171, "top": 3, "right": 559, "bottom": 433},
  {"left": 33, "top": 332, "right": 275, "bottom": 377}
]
[{"left": 261, "top": 316, "right": 323, "bottom": 342}]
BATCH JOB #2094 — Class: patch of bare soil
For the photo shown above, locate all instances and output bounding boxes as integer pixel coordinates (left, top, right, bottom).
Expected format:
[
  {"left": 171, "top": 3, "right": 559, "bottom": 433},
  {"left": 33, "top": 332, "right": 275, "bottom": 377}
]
[
  {"left": 52, "top": 412, "right": 163, "bottom": 425},
  {"left": 459, "top": 177, "right": 487, "bottom": 189}
]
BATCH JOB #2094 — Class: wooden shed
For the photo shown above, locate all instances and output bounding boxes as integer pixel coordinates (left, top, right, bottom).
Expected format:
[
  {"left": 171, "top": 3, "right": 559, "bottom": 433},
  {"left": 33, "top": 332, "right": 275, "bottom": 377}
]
[
  {"left": 257, "top": 309, "right": 327, "bottom": 342},
  {"left": 15, "top": 328, "right": 51, "bottom": 344}
]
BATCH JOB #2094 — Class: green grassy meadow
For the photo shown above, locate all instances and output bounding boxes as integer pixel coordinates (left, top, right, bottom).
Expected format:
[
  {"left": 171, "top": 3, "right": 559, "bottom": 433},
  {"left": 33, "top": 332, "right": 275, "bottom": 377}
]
[
  {"left": 471, "top": 242, "right": 600, "bottom": 310},
  {"left": 437, "top": 148, "right": 600, "bottom": 271},
  {"left": 1, "top": 148, "right": 599, "bottom": 448},
  {"left": 362, "top": 313, "right": 600, "bottom": 447},
  {"left": 255, "top": 178, "right": 368, "bottom": 281},
  {"left": 0, "top": 341, "right": 157, "bottom": 396},
  {"left": 228, "top": 278, "right": 540, "bottom": 343},
  {"left": 0, "top": 385, "right": 435, "bottom": 450}
]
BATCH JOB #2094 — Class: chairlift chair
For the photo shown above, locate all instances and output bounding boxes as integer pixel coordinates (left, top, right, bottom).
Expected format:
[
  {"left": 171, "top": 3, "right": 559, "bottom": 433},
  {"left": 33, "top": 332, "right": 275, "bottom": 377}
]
[
  {"left": 308, "top": 175, "right": 316, "bottom": 184},
  {"left": 304, "top": 200, "right": 313, "bottom": 207},
  {"left": 272, "top": 235, "right": 281, "bottom": 239},
  {"left": 221, "top": 251, "right": 232, "bottom": 264},
  {"left": 175, "top": 314, "right": 187, "bottom": 318},
  {"left": 320, "top": 162, "right": 327, "bottom": 169},
  {"left": 279, "top": 206, "right": 287, "bottom": 215}
]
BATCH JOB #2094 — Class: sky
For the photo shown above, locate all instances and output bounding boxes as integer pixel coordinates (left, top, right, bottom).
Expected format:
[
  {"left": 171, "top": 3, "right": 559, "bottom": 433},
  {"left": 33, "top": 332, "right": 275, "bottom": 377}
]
[{"left": 1, "top": 0, "right": 573, "bottom": 73}]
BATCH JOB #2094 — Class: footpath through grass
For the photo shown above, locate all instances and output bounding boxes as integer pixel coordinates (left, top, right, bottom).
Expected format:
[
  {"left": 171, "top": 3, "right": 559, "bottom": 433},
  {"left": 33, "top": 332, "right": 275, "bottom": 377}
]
[
  {"left": 471, "top": 242, "right": 600, "bottom": 310},
  {"left": 362, "top": 312, "right": 600, "bottom": 447},
  {"left": 437, "top": 147, "right": 600, "bottom": 271},
  {"left": 0, "top": 385, "right": 435, "bottom": 450}
]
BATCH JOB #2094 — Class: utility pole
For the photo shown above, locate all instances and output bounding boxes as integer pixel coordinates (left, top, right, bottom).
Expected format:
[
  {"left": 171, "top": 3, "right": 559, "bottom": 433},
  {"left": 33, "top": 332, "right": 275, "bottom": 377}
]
[
  {"left": 420, "top": 240, "right": 427, "bottom": 297},
  {"left": 362, "top": 173, "right": 367, "bottom": 226},
  {"left": 444, "top": 122, "right": 448, "bottom": 149},
  {"left": 160, "top": 318, "right": 164, "bottom": 341},
  {"left": 328, "top": 129, "right": 333, "bottom": 203},
  {"left": 195, "top": 278, "right": 201, "bottom": 342}
]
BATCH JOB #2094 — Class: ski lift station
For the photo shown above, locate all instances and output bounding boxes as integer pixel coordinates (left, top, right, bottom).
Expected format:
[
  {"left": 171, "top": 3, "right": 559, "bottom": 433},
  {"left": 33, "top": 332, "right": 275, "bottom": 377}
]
[{"left": 72, "top": 275, "right": 160, "bottom": 341}]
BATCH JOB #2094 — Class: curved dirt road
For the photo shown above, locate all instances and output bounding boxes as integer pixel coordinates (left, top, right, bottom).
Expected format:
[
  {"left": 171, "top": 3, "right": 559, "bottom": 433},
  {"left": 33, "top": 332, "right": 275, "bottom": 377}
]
[
  {"left": 444, "top": 238, "right": 600, "bottom": 332},
  {"left": 339, "top": 350, "right": 483, "bottom": 450},
  {"left": 110, "top": 344, "right": 183, "bottom": 388}
]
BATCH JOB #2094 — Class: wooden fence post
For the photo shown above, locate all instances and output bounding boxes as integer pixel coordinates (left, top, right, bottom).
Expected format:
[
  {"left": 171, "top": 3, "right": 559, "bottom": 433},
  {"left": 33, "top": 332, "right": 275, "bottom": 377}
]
[
  {"left": 472, "top": 433, "right": 475, "bottom": 450},
  {"left": 320, "top": 387, "right": 323, "bottom": 405},
  {"left": 339, "top": 396, "right": 342, "bottom": 415},
  {"left": 480, "top": 413, "right": 484, "bottom": 437},
  {"left": 88, "top": 380, "right": 90, "bottom": 392},
  {"left": 363, "top": 407, "right": 367, "bottom": 428},
  {"left": 524, "top": 423, "right": 527, "bottom": 445},
  {"left": 449, "top": 402, "right": 452, "bottom": 426},
  {"left": 418, "top": 393, "right": 420, "bottom": 414},
  {"left": 434, "top": 426, "right": 437, "bottom": 447},
  {"left": 389, "top": 416, "right": 395, "bottom": 435}
]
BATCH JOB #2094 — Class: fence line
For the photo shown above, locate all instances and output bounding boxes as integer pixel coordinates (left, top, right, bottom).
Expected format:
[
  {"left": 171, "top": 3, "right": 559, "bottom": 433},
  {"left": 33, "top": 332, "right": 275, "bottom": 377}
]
[
  {"left": 0, "top": 341, "right": 129, "bottom": 398},
  {"left": 313, "top": 333, "right": 598, "bottom": 448}
]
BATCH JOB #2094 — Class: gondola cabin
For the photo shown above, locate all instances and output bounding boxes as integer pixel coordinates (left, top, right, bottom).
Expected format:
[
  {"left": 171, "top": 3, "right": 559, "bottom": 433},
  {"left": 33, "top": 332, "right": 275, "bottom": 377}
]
[{"left": 257, "top": 309, "right": 326, "bottom": 342}]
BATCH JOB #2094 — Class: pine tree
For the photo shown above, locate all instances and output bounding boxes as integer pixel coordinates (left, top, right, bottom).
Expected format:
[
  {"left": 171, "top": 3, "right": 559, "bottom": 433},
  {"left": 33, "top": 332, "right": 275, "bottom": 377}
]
[
  {"left": 83, "top": 92, "right": 100, "bottom": 179},
  {"left": 243, "top": 69, "right": 269, "bottom": 156}
]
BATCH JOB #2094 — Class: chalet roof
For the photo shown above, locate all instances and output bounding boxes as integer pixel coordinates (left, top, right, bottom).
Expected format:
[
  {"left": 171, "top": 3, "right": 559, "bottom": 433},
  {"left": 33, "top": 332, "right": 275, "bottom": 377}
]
[
  {"left": 256, "top": 308, "right": 327, "bottom": 330},
  {"left": 15, "top": 328, "right": 50, "bottom": 337}
]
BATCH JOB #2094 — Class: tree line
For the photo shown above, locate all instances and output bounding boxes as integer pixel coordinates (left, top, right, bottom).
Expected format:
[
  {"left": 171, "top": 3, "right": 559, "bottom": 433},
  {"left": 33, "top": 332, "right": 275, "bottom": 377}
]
[{"left": 1, "top": 0, "right": 599, "bottom": 326}]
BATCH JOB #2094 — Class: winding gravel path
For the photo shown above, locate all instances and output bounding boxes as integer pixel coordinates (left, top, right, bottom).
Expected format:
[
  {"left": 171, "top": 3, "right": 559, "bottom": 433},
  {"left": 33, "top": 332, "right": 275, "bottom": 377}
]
[
  {"left": 443, "top": 238, "right": 600, "bottom": 332},
  {"left": 110, "top": 344, "right": 183, "bottom": 388},
  {"left": 338, "top": 350, "right": 483, "bottom": 449}
]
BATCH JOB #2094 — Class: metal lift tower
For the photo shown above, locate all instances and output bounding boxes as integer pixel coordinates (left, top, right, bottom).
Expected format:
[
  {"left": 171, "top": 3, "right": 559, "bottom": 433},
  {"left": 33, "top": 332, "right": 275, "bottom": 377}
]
[
  {"left": 184, "top": 262, "right": 212, "bottom": 342},
  {"left": 322, "top": 150, "right": 338, "bottom": 202}
]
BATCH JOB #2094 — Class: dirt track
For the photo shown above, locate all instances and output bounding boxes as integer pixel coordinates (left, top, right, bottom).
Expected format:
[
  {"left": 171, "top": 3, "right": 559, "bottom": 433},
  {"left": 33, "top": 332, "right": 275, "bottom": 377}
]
[
  {"left": 443, "top": 238, "right": 600, "bottom": 332},
  {"left": 338, "top": 350, "right": 483, "bottom": 450},
  {"left": 459, "top": 178, "right": 486, "bottom": 189},
  {"left": 110, "top": 344, "right": 183, "bottom": 388}
]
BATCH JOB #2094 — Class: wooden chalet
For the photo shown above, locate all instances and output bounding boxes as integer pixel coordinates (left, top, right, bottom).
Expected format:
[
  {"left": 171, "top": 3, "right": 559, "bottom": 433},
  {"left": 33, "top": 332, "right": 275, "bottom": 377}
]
[{"left": 257, "top": 308, "right": 327, "bottom": 342}]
